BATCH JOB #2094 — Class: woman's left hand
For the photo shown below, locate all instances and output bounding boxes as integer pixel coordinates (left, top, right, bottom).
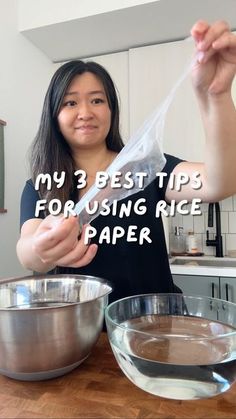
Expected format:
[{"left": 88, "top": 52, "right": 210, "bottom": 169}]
[{"left": 190, "top": 20, "right": 236, "bottom": 95}]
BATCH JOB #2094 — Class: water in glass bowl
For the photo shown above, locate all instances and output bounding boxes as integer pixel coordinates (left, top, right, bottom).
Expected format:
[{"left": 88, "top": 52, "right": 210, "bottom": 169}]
[{"left": 110, "top": 315, "right": 236, "bottom": 400}]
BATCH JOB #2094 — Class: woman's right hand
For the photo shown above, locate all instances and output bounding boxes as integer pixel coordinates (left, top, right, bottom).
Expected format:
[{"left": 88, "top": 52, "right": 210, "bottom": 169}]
[
  {"left": 32, "top": 215, "right": 98, "bottom": 268},
  {"left": 17, "top": 215, "right": 98, "bottom": 272}
]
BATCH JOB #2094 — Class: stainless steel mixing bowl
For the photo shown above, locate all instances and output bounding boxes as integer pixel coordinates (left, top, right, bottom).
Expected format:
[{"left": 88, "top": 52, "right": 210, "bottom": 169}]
[{"left": 0, "top": 274, "right": 112, "bottom": 381}]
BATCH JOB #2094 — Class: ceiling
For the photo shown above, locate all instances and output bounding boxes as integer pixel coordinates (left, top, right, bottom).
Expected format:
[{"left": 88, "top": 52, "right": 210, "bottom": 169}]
[{"left": 19, "top": 0, "right": 236, "bottom": 62}]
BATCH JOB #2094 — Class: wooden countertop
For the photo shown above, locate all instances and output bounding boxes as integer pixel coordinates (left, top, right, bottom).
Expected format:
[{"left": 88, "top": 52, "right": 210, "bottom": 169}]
[{"left": 0, "top": 332, "right": 236, "bottom": 418}]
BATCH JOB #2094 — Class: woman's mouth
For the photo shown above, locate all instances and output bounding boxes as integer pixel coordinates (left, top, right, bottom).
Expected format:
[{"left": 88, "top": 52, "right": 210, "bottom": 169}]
[{"left": 76, "top": 125, "right": 97, "bottom": 133}]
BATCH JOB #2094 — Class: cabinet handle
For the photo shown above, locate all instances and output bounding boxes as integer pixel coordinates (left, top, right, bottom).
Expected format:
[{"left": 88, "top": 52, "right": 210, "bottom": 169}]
[
  {"left": 211, "top": 282, "right": 215, "bottom": 298},
  {"left": 225, "top": 283, "right": 229, "bottom": 301}
]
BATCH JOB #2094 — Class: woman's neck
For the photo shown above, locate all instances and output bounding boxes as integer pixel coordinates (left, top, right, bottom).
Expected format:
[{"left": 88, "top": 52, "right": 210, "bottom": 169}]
[
  {"left": 73, "top": 146, "right": 118, "bottom": 197},
  {"left": 74, "top": 146, "right": 117, "bottom": 176}
]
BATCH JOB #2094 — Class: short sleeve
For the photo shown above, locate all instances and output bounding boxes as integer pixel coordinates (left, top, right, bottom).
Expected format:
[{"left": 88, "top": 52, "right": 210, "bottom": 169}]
[
  {"left": 159, "top": 153, "right": 184, "bottom": 200},
  {"left": 20, "top": 179, "right": 44, "bottom": 228}
]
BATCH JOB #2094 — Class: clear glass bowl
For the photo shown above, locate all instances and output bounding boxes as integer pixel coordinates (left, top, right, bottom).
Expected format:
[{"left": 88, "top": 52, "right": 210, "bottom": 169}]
[{"left": 105, "top": 293, "right": 236, "bottom": 400}]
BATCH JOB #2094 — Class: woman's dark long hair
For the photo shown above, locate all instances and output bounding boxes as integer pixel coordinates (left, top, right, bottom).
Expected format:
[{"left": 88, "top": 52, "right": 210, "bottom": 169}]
[{"left": 30, "top": 60, "right": 124, "bottom": 207}]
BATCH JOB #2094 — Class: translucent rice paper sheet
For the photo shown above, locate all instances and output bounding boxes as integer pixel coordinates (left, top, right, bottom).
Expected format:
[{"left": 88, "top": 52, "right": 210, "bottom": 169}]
[{"left": 75, "top": 43, "right": 197, "bottom": 226}]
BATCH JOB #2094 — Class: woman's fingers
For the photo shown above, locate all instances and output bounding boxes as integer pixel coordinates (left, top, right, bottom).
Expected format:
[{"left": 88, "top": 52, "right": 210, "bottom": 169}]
[
  {"left": 54, "top": 225, "right": 98, "bottom": 267},
  {"left": 196, "top": 47, "right": 216, "bottom": 64},
  {"left": 212, "top": 31, "right": 236, "bottom": 61},
  {"left": 190, "top": 20, "right": 236, "bottom": 94},
  {"left": 198, "top": 31, "right": 236, "bottom": 65},
  {"left": 33, "top": 217, "right": 97, "bottom": 268},
  {"left": 191, "top": 20, "right": 233, "bottom": 64},
  {"left": 56, "top": 243, "right": 98, "bottom": 268},
  {"left": 38, "top": 228, "right": 79, "bottom": 263},
  {"left": 191, "top": 20, "right": 209, "bottom": 43},
  {"left": 33, "top": 216, "right": 80, "bottom": 259},
  {"left": 69, "top": 244, "right": 98, "bottom": 268},
  {"left": 193, "top": 20, "right": 230, "bottom": 50}
]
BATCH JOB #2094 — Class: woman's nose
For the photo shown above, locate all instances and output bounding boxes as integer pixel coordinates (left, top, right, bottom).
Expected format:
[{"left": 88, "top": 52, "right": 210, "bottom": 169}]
[{"left": 77, "top": 103, "right": 93, "bottom": 120}]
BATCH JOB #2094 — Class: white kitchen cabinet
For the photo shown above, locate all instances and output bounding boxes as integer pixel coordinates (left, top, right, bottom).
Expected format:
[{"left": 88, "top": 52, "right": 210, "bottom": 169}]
[
  {"left": 173, "top": 274, "right": 236, "bottom": 304},
  {"left": 129, "top": 40, "right": 205, "bottom": 161}
]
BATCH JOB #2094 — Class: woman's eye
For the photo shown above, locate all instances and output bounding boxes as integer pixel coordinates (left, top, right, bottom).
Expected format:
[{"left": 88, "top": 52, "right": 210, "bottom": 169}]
[
  {"left": 63, "top": 100, "right": 77, "bottom": 107},
  {"left": 91, "top": 98, "right": 105, "bottom": 104}
]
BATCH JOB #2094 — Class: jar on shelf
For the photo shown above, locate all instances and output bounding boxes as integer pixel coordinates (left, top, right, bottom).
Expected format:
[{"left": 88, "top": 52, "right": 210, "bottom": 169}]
[
  {"left": 187, "top": 231, "right": 198, "bottom": 254},
  {"left": 171, "top": 226, "right": 186, "bottom": 255}
]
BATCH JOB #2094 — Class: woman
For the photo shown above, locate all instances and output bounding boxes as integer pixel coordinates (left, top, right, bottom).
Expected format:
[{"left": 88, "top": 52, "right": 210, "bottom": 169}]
[{"left": 17, "top": 20, "right": 236, "bottom": 302}]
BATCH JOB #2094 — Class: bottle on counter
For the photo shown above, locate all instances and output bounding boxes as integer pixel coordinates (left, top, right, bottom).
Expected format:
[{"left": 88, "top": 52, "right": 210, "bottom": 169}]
[
  {"left": 187, "top": 231, "right": 198, "bottom": 254},
  {"left": 170, "top": 226, "right": 186, "bottom": 256}
]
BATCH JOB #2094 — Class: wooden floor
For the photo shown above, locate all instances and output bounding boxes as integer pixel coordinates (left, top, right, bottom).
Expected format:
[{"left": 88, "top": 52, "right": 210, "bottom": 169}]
[{"left": 0, "top": 333, "right": 236, "bottom": 418}]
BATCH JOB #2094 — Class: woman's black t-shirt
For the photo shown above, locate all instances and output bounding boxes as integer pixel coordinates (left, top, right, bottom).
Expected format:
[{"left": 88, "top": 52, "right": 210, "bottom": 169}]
[{"left": 20, "top": 154, "right": 182, "bottom": 303}]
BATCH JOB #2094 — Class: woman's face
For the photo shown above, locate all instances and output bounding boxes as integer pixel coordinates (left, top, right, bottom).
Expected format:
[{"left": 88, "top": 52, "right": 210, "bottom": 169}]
[{"left": 57, "top": 72, "right": 111, "bottom": 151}]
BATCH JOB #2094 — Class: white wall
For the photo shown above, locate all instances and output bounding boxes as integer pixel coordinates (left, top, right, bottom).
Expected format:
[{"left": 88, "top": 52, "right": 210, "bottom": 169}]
[{"left": 0, "top": 0, "right": 55, "bottom": 278}]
